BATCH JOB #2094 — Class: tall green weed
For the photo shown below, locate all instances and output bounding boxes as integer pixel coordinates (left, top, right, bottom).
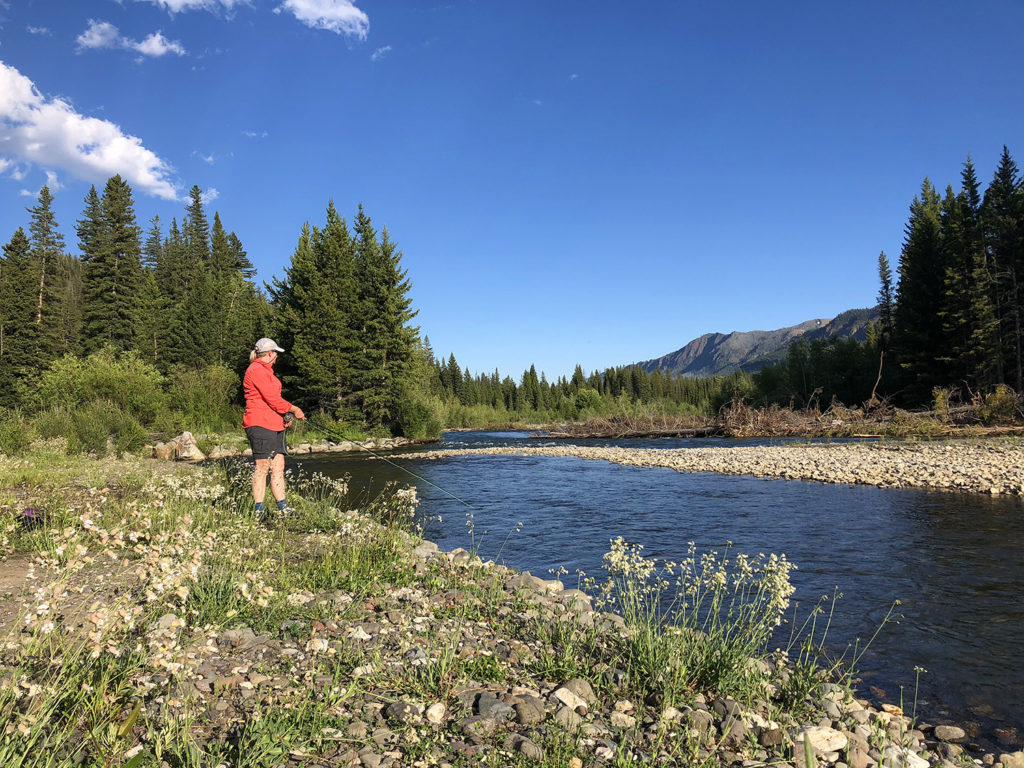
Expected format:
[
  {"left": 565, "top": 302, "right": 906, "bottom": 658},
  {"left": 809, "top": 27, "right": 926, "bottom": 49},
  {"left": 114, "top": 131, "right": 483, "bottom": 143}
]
[{"left": 0, "top": 409, "right": 30, "bottom": 456}]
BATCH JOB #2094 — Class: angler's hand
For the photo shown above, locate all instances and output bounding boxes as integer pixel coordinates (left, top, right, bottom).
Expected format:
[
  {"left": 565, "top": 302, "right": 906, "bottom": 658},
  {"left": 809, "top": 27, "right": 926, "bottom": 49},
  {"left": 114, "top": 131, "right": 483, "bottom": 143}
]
[{"left": 292, "top": 407, "right": 306, "bottom": 421}]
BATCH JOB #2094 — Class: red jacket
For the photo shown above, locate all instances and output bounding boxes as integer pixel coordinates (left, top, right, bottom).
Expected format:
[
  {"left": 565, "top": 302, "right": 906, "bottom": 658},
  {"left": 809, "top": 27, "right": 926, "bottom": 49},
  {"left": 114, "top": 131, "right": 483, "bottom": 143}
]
[{"left": 242, "top": 358, "right": 292, "bottom": 431}]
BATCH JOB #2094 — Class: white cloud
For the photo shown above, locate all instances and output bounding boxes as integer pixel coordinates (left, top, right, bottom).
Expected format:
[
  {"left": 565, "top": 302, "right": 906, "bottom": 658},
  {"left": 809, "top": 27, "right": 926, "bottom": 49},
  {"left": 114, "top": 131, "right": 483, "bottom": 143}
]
[
  {"left": 0, "top": 61, "right": 178, "bottom": 200},
  {"left": 77, "top": 20, "right": 186, "bottom": 57},
  {"left": 9, "top": 164, "right": 28, "bottom": 181},
  {"left": 277, "top": 0, "right": 369, "bottom": 38},
  {"left": 371, "top": 45, "right": 391, "bottom": 61},
  {"left": 77, "top": 20, "right": 121, "bottom": 50},
  {"left": 132, "top": 31, "right": 187, "bottom": 57},
  {"left": 0, "top": 158, "right": 10, "bottom": 174},
  {"left": 27, "top": 26, "right": 52, "bottom": 36},
  {"left": 44, "top": 170, "right": 62, "bottom": 191},
  {"left": 201, "top": 187, "right": 219, "bottom": 204},
  {"left": 137, "top": 0, "right": 247, "bottom": 13},
  {"left": 243, "top": 130, "right": 268, "bottom": 138},
  {"left": 18, "top": 189, "right": 35, "bottom": 198}
]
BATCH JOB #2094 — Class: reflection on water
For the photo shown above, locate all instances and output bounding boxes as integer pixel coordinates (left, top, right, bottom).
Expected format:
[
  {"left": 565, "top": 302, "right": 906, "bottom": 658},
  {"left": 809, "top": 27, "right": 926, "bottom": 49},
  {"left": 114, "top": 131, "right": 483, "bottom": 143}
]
[{"left": 293, "top": 431, "right": 1024, "bottom": 731}]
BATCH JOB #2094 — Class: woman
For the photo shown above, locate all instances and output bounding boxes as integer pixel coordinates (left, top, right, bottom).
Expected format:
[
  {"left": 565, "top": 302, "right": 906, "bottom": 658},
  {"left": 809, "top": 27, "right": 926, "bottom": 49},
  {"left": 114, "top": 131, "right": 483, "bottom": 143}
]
[{"left": 242, "top": 337, "right": 305, "bottom": 520}]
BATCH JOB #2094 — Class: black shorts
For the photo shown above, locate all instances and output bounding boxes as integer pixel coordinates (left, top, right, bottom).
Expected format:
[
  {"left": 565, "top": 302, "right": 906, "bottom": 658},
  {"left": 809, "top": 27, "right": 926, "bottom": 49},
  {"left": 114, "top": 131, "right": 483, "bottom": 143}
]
[{"left": 245, "top": 426, "right": 287, "bottom": 460}]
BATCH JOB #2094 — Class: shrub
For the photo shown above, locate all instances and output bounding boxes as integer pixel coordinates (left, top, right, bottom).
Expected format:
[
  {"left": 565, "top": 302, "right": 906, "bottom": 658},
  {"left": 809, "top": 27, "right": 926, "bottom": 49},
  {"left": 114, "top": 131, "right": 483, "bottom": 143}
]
[
  {"left": 68, "top": 400, "right": 147, "bottom": 457},
  {"left": 0, "top": 410, "right": 30, "bottom": 456},
  {"left": 37, "top": 347, "right": 166, "bottom": 425},
  {"left": 979, "top": 385, "right": 1022, "bottom": 425},
  {"left": 167, "top": 364, "right": 240, "bottom": 433},
  {"left": 393, "top": 394, "right": 442, "bottom": 439},
  {"left": 34, "top": 407, "right": 75, "bottom": 440}
]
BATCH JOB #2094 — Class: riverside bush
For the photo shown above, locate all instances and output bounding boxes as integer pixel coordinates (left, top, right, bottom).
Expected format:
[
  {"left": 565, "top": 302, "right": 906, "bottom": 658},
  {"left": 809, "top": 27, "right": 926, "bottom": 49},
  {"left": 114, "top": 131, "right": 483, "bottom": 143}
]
[
  {"left": 166, "top": 363, "right": 240, "bottom": 433},
  {"left": 979, "top": 384, "right": 1022, "bottom": 424},
  {"left": 37, "top": 346, "right": 166, "bottom": 425},
  {"left": 68, "top": 400, "right": 147, "bottom": 457},
  {"left": 0, "top": 410, "right": 30, "bottom": 456}
]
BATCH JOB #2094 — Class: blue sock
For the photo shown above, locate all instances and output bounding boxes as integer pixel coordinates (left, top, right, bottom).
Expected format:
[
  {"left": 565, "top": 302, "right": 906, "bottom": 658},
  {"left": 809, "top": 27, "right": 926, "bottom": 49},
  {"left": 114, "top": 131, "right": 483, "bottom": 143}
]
[
  {"left": 277, "top": 499, "right": 288, "bottom": 511},
  {"left": 255, "top": 501, "right": 265, "bottom": 514}
]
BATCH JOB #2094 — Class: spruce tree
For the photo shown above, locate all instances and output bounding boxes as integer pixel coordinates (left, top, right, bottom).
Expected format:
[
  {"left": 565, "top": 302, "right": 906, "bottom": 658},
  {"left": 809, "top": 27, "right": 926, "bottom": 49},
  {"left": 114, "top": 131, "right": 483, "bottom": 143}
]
[
  {"left": 142, "top": 215, "right": 163, "bottom": 270},
  {"left": 26, "top": 185, "right": 70, "bottom": 369},
  {"left": 269, "top": 203, "right": 360, "bottom": 415},
  {"left": 877, "top": 251, "right": 894, "bottom": 346},
  {"left": 227, "top": 233, "right": 256, "bottom": 279},
  {"left": 80, "top": 175, "right": 145, "bottom": 353},
  {"left": 982, "top": 146, "right": 1023, "bottom": 390},
  {"left": 351, "top": 207, "right": 419, "bottom": 429},
  {"left": 0, "top": 228, "right": 41, "bottom": 404},
  {"left": 894, "top": 178, "right": 949, "bottom": 402},
  {"left": 183, "top": 185, "right": 211, "bottom": 267}
]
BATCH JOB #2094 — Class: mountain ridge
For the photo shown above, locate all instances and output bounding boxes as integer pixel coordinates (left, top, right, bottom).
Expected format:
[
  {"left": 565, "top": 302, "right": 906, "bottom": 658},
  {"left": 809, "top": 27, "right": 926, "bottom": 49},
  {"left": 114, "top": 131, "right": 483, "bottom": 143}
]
[{"left": 636, "top": 307, "right": 879, "bottom": 378}]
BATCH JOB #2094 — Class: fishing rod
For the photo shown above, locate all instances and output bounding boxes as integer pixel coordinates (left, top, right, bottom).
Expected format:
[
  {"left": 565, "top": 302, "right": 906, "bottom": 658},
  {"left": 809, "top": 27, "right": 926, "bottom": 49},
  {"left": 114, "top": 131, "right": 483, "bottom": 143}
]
[{"left": 302, "top": 415, "right": 475, "bottom": 509}]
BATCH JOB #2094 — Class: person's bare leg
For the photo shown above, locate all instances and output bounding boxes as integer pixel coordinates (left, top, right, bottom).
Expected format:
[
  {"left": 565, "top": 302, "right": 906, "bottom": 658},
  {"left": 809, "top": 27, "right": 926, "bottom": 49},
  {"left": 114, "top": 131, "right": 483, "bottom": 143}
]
[
  {"left": 269, "top": 453, "right": 286, "bottom": 502},
  {"left": 252, "top": 458, "right": 271, "bottom": 504}
]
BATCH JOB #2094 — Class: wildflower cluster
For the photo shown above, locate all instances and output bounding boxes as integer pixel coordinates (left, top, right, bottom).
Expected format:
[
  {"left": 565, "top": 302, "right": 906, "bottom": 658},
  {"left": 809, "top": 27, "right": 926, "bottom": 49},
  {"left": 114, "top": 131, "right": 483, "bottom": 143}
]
[{"left": 592, "top": 537, "right": 799, "bottom": 700}]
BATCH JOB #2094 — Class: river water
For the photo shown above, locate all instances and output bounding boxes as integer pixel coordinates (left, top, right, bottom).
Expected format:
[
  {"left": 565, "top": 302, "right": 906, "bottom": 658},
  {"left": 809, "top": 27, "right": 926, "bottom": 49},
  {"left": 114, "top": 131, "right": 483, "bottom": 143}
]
[{"left": 292, "top": 430, "right": 1024, "bottom": 734}]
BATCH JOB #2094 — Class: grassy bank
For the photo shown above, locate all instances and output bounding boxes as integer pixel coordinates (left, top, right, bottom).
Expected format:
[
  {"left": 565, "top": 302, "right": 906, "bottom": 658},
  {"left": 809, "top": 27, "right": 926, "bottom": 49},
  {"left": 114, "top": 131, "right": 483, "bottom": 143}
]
[{"left": 1, "top": 448, "right": 1016, "bottom": 767}]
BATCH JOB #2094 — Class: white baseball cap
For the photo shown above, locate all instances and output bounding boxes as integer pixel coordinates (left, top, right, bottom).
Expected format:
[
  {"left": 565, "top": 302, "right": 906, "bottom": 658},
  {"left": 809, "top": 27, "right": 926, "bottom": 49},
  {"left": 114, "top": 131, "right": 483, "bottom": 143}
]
[{"left": 254, "top": 337, "right": 285, "bottom": 354}]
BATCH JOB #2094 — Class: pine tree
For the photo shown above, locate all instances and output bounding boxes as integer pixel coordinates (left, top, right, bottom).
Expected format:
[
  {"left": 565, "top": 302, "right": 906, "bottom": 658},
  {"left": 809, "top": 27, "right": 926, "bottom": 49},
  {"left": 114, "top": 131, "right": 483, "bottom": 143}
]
[
  {"left": 26, "top": 185, "right": 69, "bottom": 369},
  {"left": 269, "top": 203, "right": 360, "bottom": 415},
  {"left": 0, "top": 228, "right": 41, "bottom": 405},
  {"left": 210, "top": 213, "right": 233, "bottom": 278},
  {"left": 877, "top": 251, "right": 894, "bottom": 345},
  {"left": 227, "top": 233, "right": 256, "bottom": 279},
  {"left": 982, "top": 146, "right": 1024, "bottom": 390},
  {"left": 183, "top": 185, "right": 211, "bottom": 267},
  {"left": 80, "top": 175, "right": 145, "bottom": 353},
  {"left": 142, "top": 215, "right": 163, "bottom": 270},
  {"left": 894, "top": 178, "right": 949, "bottom": 402},
  {"left": 351, "top": 207, "right": 419, "bottom": 428}
]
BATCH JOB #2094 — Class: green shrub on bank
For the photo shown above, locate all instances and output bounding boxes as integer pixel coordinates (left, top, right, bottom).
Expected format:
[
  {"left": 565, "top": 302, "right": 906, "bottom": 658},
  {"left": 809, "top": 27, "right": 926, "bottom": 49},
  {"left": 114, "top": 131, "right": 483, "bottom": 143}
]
[
  {"left": 0, "top": 410, "right": 30, "bottom": 456},
  {"left": 979, "top": 384, "right": 1022, "bottom": 425},
  {"left": 68, "top": 400, "right": 147, "bottom": 457},
  {"left": 37, "top": 346, "right": 166, "bottom": 425},
  {"left": 167, "top": 363, "right": 241, "bottom": 433}
]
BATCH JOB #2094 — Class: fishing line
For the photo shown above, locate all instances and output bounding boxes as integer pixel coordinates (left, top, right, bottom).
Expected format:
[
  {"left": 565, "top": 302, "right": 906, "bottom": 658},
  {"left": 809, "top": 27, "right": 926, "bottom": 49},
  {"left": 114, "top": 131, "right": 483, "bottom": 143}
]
[{"left": 304, "top": 416, "right": 476, "bottom": 509}]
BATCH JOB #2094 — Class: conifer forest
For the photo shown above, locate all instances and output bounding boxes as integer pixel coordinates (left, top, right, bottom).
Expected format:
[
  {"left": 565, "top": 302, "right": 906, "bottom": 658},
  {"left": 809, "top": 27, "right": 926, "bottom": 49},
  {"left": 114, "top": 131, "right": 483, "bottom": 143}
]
[{"left": 2, "top": 146, "right": 1022, "bottom": 443}]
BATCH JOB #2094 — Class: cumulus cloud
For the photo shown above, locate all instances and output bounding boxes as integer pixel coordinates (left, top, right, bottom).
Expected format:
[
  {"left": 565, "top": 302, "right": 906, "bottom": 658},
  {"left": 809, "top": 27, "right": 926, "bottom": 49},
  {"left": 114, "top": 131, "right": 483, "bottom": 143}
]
[
  {"left": 133, "top": 32, "right": 187, "bottom": 57},
  {"left": 45, "top": 170, "right": 62, "bottom": 191},
  {"left": 0, "top": 61, "right": 178, "bottom": 199},
  {"left": 276, "top": 0, "right": 369, "bottom": 38},
  {"left": 27, "top": 26, "right": 52, "bottom": 36},
  {"left": 77, "top": 20, "right": 121, "bottom": 50},
  {"left": 77, "top": 20, "right": 186, "bottom": 57},
  {"left": 371, "top": 45, "right": 391, "bottom": 61},
  {"left": 201, "top": 187, "right": 219, "bottom": 204}
]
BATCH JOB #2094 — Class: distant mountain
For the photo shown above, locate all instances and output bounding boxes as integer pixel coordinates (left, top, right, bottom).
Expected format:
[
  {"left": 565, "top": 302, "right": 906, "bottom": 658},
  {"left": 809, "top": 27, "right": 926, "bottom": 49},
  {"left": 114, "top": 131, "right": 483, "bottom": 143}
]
[{"left": 637, "top": 307, "right": 879, "bottom": 378}]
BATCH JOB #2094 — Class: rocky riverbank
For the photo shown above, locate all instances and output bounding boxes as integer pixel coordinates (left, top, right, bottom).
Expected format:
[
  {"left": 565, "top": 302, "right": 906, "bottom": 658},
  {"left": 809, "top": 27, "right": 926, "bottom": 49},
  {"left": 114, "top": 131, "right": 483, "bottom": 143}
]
[
  {"left": 408, "top": 439, "right": 1024, "bottom": 496},
  {"left": 3, "top": 450, "right": 1023, "bottom": 766},
  {"left": 151, "top": 430, "right": 431, "bottom": 461}
]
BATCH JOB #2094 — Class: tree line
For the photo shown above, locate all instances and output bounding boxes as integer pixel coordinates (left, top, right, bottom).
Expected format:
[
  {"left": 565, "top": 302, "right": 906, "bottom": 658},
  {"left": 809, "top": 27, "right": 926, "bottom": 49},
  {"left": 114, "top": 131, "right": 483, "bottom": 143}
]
[
  {"left": 0, "top": 180, "right": 426, "bottom": 437},
  {"left": 426, "top": 352, "right": 750, "bottom": 424},
  {"left": 751, "top": 146, "right": 1024, "bottom": 411}
]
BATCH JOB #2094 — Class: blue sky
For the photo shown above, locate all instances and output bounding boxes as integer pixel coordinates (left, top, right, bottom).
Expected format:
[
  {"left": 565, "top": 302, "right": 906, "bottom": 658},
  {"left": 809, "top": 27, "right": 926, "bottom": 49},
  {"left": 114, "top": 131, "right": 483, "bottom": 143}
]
[{"left": 1, "top": 1, "right": 1022, "bottom": 380}]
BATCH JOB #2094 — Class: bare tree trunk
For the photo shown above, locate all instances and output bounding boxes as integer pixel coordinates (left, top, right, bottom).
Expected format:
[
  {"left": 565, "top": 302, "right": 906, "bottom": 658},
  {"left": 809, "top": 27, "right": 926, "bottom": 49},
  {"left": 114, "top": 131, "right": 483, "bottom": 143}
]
[{"left": 870, "top": 349, "right": 885, "bottom": 404}]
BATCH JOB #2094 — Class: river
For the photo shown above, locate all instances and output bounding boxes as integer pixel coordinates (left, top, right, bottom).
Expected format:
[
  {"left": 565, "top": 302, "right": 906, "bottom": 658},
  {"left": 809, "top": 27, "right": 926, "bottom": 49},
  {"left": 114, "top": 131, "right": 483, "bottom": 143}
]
[{"left": 292, "top": 430, "right": 1024, "bottom": 735}]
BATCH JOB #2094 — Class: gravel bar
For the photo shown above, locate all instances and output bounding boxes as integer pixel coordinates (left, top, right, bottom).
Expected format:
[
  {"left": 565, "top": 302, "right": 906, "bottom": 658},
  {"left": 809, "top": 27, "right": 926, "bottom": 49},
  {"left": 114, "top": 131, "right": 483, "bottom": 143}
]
[{"left": 406, "top": 440, "right": 1024, "bottom": 496}]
